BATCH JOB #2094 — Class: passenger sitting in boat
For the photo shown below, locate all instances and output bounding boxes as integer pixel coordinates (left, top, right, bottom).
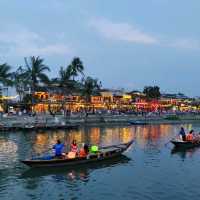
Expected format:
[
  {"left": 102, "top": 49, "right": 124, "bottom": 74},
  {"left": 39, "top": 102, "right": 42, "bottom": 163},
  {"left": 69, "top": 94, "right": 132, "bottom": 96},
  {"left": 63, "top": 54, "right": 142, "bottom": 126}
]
[
  {"left": 90, "top": 145, "right": 99, "bottom": 153},
  {"left": 79, "top": 143, "right": 89, "bottom": 158},
  {"left": 71, "top": 140, "right": 78, "bottom": 153},
  {"left": 53, "top": 139, "right": 64, "bottom": 157},
  {"left": 179, "top": 127, "right": 186, "bottom": 141},
  {"left": 186, "top": 130, "right": 194, "bottom": 141},
  {"left": 84, "top": 144, "right": 89, "bottom": 154}
]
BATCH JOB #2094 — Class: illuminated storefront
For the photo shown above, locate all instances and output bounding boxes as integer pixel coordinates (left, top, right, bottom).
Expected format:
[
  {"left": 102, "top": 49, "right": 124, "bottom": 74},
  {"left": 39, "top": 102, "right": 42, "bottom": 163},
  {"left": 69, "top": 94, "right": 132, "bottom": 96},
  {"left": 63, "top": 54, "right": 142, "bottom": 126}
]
[{"left": 29, "top": 90, "right": 200, "bottom": 113}]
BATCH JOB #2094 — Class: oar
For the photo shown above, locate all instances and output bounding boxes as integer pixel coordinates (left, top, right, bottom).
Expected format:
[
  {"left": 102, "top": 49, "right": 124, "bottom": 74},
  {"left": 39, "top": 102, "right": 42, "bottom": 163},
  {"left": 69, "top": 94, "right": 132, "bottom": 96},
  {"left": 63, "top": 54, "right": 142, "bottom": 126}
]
[
  {"left": 31, "top": 147, "right": 53, "bottom": 158},
  {"left": 164, "top": 141, "right": 171, "bottom": 147}
]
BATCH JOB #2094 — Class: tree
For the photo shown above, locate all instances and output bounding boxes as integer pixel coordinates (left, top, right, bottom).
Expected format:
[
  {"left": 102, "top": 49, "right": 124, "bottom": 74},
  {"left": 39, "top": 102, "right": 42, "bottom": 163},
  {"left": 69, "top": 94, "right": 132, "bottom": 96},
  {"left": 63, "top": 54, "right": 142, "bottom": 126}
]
[
  {"left": 68, "top": 57, "right": 84, "bottom": 81},
  {"left": 0, "top": 63, "right": 13, "bottom": 87},
  {"left": 0, "top": 63, "right": 13, "bottom": 113},
  {"left": 81, "top": 76, "right": 101, "bottom": 103},
  {"left": 51, "top": 66, "right": 76, "bottom": 94},
  {"left": 13, "top": 66, "right": 29, "bottom": 102},
  {"left": 58, "top": 66, "right": 73, "bottom": 88},
  {"left": 143, "top": 86, "right": 161, "bottom": 100},
  {"left": 24, "top": 56, "right": 50, "bottom": 103}
]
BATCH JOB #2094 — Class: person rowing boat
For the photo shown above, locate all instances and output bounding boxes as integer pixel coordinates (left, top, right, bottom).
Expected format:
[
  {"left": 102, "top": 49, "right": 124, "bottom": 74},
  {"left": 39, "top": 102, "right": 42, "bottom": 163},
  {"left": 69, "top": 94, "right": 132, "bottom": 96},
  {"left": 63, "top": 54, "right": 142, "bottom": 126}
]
[
  {"left": 171, "top": 129, "right": 200, "bottom": 148},
  {"left": 53, "top": 139, "right": 65, "bottom": 158},
  {"left": 179, "top": 127, "right": 186, "bottom": 141}
]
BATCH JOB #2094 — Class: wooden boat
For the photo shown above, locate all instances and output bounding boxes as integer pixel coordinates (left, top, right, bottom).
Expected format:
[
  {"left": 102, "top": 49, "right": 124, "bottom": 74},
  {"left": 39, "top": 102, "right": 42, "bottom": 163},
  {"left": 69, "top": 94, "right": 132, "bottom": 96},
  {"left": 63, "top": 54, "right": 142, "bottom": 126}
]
[
  {"left": 21, "top": 140, "right": 134, "bottom": 168},
  {"left": 129, "top": 120, "right": 149, "bottom": 125},
  {"left": 21, "top": 155, "right": 131, "bottom": 178},
  {"left": 171, "top": 139, "right": 200, "bottom": 149}
]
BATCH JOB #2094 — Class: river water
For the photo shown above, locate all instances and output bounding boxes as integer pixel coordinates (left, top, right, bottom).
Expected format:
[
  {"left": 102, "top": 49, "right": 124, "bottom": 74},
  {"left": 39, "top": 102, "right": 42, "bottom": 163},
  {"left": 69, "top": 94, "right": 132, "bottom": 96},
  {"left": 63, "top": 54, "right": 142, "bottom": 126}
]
[{"left": 0, "top": 124, "right": 200, "bottom": 200}]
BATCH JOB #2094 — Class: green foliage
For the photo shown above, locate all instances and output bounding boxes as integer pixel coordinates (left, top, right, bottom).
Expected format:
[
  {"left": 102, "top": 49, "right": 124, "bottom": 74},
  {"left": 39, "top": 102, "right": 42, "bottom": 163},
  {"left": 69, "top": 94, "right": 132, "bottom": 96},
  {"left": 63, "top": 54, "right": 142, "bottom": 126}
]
[
  {"left": 143, "top": 86, "right": 161, "bottom": 100},
  {"left": 1, "top": 56, "right": 102, "bottom": 105},
  {"left": 81, "top": 76, "right": 101, "bottom": 102},
  {"left": 24, "top": 56, "right": 50, "bottom": 92},
  {"left": 12, "top": 66, "right": 29, "bottom": 102},
  {"left": 68, "top": 57, "right": 84, "bottom": 80},
  {"left": 0, "top": 63, "right": 13, "bottom": 86}
]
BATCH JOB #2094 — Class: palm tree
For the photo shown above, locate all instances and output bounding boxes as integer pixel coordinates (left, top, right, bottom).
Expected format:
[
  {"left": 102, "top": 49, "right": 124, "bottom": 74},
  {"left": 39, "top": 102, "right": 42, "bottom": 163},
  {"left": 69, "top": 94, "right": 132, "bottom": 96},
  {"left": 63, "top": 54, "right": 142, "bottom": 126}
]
[
  {"left": 68, "top": 57, "right": 84, "bottom": 81},
  {"left": 58, "top": 66, "right": 73, "bottom": 88},
  {"left": 24, "top": 56, "right": 50, "bottom": 103},
  {"left": 81, "top": 76, "right": 101, "bottom": 103},
  {"left": 53, "top": 64, "right": 83, "bottom": 94},
  {"left": 0, "top": 63, "right": 13, "bottom": 112},
  {"left": 13, "top": 66, "right": 28, "bottom": 102},
  {"left": 0, "top": 63, "right": 13, "bottom": 87}
]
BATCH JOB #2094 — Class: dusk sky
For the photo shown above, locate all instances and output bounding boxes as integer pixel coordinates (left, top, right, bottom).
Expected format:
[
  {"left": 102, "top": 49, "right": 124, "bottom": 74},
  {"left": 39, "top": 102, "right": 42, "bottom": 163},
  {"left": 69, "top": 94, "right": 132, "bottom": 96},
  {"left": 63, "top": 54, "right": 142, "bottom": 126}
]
[{"left": 0, "top": 0, "right": 200, "bottom": 96}]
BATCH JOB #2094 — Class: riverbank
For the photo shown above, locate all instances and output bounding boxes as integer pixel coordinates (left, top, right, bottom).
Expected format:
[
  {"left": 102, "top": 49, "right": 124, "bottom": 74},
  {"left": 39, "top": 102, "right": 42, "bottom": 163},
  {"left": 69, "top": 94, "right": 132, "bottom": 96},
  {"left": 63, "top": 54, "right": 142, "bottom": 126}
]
[{"left": 0, "top": 113, "right": 200, "bottom": 131}]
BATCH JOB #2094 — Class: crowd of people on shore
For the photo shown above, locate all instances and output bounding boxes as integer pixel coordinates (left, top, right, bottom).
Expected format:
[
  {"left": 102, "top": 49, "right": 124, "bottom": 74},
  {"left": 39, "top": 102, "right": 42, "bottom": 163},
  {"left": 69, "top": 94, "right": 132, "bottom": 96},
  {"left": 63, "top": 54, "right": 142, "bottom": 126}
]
[{"left": 2, "top": 105, "right": 200, "bottom": 118}]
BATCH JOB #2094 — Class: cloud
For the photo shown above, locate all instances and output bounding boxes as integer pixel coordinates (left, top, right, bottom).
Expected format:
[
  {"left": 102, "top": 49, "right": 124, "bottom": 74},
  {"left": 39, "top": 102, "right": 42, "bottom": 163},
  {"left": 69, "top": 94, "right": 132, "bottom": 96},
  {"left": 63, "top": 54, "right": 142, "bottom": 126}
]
[
  {"left": 89, "top": 18, "right": 158, "bottom": 45},
  {"left": 168, "top": 38, "right": 200, "bottom": 50},
  {"left": 89, "top": 18, "right": 200, "bottom": 51},
  {"left": 0, "top": 28, "right": 72, "bottom": 57}
]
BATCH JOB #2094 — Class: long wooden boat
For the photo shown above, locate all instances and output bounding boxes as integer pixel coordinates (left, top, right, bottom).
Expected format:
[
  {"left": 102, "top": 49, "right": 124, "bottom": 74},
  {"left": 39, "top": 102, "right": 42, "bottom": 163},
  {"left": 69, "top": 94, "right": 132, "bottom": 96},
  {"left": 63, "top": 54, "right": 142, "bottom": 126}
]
[
  {"left": 171, "top": 139, "right": 200, "bottom": 149},
  {"left": 21, "top": 140, "right": 134, "bottom": 168},
  {"left": 129, "top": 121, "right": 149, "bottom": 125},
  {"left": 21, "top": 155, "right": 131, "bottom": 178}
]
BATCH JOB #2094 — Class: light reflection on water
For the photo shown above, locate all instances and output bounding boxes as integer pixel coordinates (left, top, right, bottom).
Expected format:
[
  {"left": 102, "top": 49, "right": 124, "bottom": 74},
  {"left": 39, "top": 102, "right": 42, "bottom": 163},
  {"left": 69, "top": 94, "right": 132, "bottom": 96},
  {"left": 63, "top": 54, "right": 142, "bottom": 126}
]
[
  {"left": 0, "top": 139, "right": 18, "bottom": 169},
  {"left": 1, "top": 124, "right": 200, "bottom": 200}
]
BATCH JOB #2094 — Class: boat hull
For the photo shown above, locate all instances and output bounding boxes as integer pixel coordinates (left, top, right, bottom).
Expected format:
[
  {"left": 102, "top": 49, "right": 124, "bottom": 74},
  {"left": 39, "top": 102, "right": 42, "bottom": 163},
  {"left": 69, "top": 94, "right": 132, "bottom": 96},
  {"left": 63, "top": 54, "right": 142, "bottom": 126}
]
[
  {"left": 21, "top": 140, "right": 133, "bottom": 168},
  {"left": 129, "top": 121, "right": 148, "bottom": 125},
  {"left": 171, "top": 140, "right": 200, "bottom": 149}
]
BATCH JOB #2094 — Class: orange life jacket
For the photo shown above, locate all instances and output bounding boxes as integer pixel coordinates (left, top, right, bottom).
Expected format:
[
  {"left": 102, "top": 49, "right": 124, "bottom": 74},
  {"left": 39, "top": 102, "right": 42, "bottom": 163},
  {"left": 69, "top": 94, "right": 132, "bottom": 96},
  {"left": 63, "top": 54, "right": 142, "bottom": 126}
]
[
  {"left": 79, "top": 148, "right": 87, "bottom": 157},
  {"left": 186, "top": 133, "right": 193, "bottom": 141}
]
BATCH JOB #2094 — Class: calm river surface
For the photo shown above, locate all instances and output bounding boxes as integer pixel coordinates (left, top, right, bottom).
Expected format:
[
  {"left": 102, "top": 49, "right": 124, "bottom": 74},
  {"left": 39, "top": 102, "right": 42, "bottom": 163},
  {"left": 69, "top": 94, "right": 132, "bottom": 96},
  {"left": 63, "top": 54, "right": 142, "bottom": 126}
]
[{"left": 1, "top": 124, "right": 200, "bottom": 200}]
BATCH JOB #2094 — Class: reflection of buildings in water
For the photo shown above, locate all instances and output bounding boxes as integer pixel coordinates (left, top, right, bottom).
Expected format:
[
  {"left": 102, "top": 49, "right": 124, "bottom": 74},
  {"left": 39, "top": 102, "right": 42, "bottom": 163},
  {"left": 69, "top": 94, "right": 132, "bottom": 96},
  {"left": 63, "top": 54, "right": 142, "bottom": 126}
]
[
  {"left": 135, "top": 125, "right": 176, "bottom": 148},
  {"left": 67, "top": 129, "right": 85, "bottom": 147},
  {"left": 101, "top": 128, "right": 116, "bottom": 146},
  {"left": 35, "top": 133, "right": 49, "bottom": 145},
  {"left": 119, "top": 127, "right": 133, "bottom": 143},
  {"left": 181, "top": 124, "right": 194, "bottom": 133},
  {"left": 0, "top": 139, "right": 18, "bottom": 168},
  {"left": 31, "top": 125, "right": 179, "bottom": 154},
  {"left": 67, "top": 170, "right": 89, "bottom": 182},
  {"left": 33, "top": 130, "right": 68, "bottom": 154},
  {"left": 89, "top": 127, "right": 100, "bottom": 145},
  {"left": 0, "top": 139, "right": 18, "bottom": 155},
  {"left": 94, "top": 127, "right": 133, "bottom": 146},
  {"left": 30, "top": 126, "right": 135, "bottom": 154}
]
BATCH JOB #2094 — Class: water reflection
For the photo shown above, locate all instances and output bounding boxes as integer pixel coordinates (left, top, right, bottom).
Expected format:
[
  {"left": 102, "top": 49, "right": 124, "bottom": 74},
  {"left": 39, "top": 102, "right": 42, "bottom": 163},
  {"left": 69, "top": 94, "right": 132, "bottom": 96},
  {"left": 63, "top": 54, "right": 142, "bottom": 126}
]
[
  {"left": 0, "top": 124, "right": 197, "bottom": 162},
  {"left": 21, "top": 155, "right": 130, "bottom": 179},
  {"left": 30, "top": 126, "right": 135, "bottom": 155},
  {"left": 0, "top": 124, "right": 193, "bottom": 160},
  {"left": 0, "top": 139, "right": 18, "bottom": 169},
  {"left": 1, "top": 124, "right": 200, "bottom": 200},
  {"left": 171, "top": 147, "right": 200, "bottom": 160}
]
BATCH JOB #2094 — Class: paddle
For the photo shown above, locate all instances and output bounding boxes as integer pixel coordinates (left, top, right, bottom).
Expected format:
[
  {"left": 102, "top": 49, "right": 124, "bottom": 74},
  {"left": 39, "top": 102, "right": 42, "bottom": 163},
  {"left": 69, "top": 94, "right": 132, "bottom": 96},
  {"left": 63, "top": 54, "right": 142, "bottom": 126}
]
[
  {"left": 164, "top": 141, "right": 171, "bottom": 147},
  {"left": 30, "top": 147, "right": 54, "bottom": 158}
]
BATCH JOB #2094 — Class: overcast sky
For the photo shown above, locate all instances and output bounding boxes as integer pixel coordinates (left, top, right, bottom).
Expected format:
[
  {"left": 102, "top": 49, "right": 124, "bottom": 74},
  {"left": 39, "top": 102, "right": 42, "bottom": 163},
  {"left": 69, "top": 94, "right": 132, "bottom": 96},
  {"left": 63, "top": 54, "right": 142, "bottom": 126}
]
[{"left": 0, "top": 0, "right": 200, "bottom": 96}]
